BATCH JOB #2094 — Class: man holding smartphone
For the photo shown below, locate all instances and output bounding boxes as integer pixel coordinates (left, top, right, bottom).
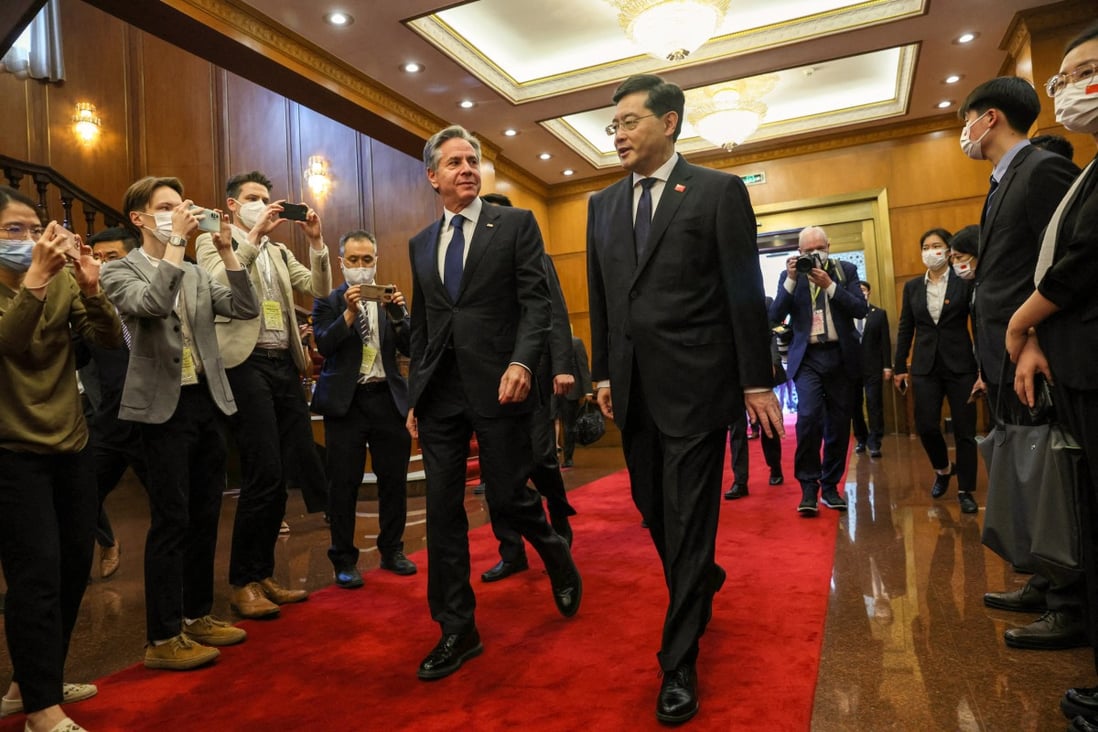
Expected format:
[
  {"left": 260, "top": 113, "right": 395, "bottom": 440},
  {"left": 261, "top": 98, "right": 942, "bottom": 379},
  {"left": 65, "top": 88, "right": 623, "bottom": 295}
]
[
  {"left": 311, "top": 230, "right": 415, "bottom": 589},
  {"left": 195, "top": 171, "right": 331, "bottom": 619}
]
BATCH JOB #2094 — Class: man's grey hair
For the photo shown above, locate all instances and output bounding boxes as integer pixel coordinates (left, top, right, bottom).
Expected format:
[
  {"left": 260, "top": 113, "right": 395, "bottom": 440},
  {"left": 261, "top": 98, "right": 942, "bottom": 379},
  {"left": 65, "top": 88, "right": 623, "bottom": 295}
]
[
  {"left": 423, "top": 125, "right": 482, "bottom": 172},
  {"left": 799, "top": 225, "right": 830, "bottom": 247}
]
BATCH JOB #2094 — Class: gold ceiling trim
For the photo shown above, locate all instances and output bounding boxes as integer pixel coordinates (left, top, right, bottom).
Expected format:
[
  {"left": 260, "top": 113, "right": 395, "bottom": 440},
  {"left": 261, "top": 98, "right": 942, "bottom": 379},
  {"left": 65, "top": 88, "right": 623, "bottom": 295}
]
[
  {"left": 407, "top": 0, "right": 925, "bottom": 104},
  {"left": 164, "top": 0, "right": 447, "bottom": 140}
]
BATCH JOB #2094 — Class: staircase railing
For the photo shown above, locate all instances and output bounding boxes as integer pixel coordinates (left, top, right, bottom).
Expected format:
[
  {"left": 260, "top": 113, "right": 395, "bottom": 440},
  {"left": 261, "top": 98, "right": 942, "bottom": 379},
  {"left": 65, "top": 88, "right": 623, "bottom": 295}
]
[{"left": 0, "top": 154, "right": 124, "bottom": 236}]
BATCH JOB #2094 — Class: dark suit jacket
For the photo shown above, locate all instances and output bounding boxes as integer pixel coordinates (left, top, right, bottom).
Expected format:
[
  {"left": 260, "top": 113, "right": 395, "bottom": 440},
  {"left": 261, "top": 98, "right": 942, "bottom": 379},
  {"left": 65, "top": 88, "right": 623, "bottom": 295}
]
[
  {"left": 1036, "top": 157, "right": 1098, "bottom": 391},
  {"left": 564, "top": 337, "right": 591, "bottom": 401},
  {"left": 408, "top": 204, "right": 551, "bottom": 417},
  {"left": 893, "top": 271, "right": 977, "bottom": 376},
  {"left": 587, "top": 155, "right": 773, "bottom": 438},
  {"left": 770, "top": 259, "right": 867, "bottom": 381},
  {"left": 310, "top": 283, "right": 410, "bottom": 417},
  {"left": 860, "top": 305, "right": 892, "bottom": 376},
  {"left": 974, "top": 144, "right": 1078, "bottom": 382},
  {"left": 534, "top": 255, "right": 572, "bottom": 404}
]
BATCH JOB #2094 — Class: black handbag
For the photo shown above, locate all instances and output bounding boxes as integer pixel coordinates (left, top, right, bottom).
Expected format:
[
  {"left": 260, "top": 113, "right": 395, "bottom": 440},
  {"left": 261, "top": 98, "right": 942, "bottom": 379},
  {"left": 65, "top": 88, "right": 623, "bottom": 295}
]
[
  {"left": 978, "top": 376, "right": 1083, "bottom": 585},
  {"left": 574, "top": 401, "right": 606, "bottom": 446}
]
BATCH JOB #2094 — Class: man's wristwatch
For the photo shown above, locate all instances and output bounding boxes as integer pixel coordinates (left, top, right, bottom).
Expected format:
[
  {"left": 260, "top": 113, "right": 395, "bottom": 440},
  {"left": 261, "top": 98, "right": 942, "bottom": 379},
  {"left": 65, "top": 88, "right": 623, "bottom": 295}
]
[{"left": 167, "top": 234, "right": 187, "bottom": 248}]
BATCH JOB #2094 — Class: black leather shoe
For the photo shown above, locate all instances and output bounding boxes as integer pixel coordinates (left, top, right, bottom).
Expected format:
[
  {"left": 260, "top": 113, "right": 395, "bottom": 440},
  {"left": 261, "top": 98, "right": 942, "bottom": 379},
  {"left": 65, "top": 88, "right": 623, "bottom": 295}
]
[
  {"left": 335, "top": 567, "right": 364, "bottom": 589},
  {"left": 983, "top": 584, "right": 1047, "bottom": 612},
  {"left": 545, "top": 543, "right": 582, "bottom": 618},
  {"left": 416, "top": 629, "right": 483, "bottom": 680},
  {"left": 1004, "top": 610, "right": 1087, "bottom": 649},
  {"left": 854, "top": 442, "right": 866, "bottom": 454},
  {"left": 769, "top": 472, "right": 784, "bottom": 486},
  {"left": 656, "top": 664, "right": 699, "bottom": 723},
  {"left": 380, "top": 551, "right": 417, "bottom": 576},
  {"left": 797, "top": 496, "right": 818, "bottom": 517},
  {"left": 931, "top": 464, "right": 955, "bottom": 498},
  {"left": 562, "top": 459, "right": 574, "bottom": 468},
  {"left": 550, "top": 512, "right": 574, "bottom": 548},
  {"left": 1072, "top": 715, "right": 1098, "bottom": 732},
  {"left": 820, "top": 489, "right": 848, "bottom": 511},
  {"left": 723, "top": 483, "right": 748, "bottom": 500},
  {"left": 481, "top": 558, "right": 529, "bottom": 583},
  {"left": 1063, "top": 687, "right": 1098, "bottom": 720},
  {"left": 958, "top": 492, "right": 978, "bottom": 514}
]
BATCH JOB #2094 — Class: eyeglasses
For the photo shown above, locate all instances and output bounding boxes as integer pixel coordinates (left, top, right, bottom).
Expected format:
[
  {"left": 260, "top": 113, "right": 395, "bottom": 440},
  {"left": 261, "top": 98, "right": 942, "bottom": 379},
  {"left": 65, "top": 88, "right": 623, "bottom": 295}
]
[
  {"left": 1045, "top": 61, "right": 1098, "bottom": 98},
  {"left": 0, "top": 223, "right": 45, "bottom": 240},
  {"left": 605, "top": 114, "right": 657, "bottom": 136}
]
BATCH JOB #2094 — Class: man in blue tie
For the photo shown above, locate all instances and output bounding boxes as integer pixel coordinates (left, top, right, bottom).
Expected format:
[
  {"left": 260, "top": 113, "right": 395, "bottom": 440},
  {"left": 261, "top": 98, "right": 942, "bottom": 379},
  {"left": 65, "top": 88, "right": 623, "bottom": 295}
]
[{"left": 406, "top": 125, "right": 582, "bottom": 681}]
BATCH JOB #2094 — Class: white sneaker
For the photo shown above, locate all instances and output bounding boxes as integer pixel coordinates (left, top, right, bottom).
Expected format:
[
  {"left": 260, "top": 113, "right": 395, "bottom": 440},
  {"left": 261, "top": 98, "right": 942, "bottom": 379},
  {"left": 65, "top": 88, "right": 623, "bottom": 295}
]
[{"left": 1, "top": 683, "right": 97, "bottom": 717}]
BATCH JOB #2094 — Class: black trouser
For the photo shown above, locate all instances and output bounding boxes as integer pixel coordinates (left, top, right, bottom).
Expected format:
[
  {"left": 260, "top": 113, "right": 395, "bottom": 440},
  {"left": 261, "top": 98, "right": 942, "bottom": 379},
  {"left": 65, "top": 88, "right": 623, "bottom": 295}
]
[
  {"left": 911, "top": 361, "right": 978, "bottom": 493},
  {"left": 226, "top": 351, "right": 320, "bottom": 586},
  {"left": 416, "top": 358, "right": 569, "bottom": 635},
  {"left": 559, "top": 397, "right": 580, "bottom": 462},
  {"left": 729, "top": 411, "right": 781, "bottom": 485},
  {"left": 622, "top": 365, "right": 726, "bottom": 672},
  {"left": 0, "top": 448, "right": 96, "bottom": 714},
  {"left": 491, "top": 388, "right": 576, "bottom": 563},
  {"left": 138, "top": 384, "right": 226, "bottom": 642},
  {"left": 852, "top": 373, "right": 885, "bottom": 451},
  {"left": 91, "top": 421, "right": 148, "bottom": 548},
  {"left": 324, "top": 381, "right": 411, "bottom": 571},
  {"left": 793, "top": 344, "right": 854, "bottom": 492}
]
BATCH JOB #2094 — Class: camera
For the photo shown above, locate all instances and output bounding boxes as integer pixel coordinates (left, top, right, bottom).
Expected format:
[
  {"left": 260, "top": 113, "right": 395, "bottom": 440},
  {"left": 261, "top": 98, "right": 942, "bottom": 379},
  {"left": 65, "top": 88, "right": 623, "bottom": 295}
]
[
  {"left": 795, "top": 252, "right": 824, "bottom": 274},
  {"left": 189, "top": 206, "right": 221, "bottom": 233}
]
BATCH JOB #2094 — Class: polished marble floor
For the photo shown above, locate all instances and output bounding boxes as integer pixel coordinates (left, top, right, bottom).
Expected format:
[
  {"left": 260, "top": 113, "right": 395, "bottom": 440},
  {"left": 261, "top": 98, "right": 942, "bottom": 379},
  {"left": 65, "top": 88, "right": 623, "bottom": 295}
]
[{"left": 0, "top": 434, "right": 1092, "bottom": 730}]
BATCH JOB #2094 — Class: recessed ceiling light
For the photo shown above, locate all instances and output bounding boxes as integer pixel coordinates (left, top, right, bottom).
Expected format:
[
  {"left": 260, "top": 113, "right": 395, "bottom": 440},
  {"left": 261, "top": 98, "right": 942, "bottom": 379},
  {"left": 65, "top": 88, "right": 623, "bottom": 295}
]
[
  {"left": 324, "top": 11, "right": 353, "bottom": 26},
  {"left": 937, "top": 100, "right": 953, "bottom": 109},
  {"left": 562, "top": 169, "right": 575, "bottom": 176},
  {"left": 402, "top": 62, "right": 423, "bottom": 73},
  {"left": 955, "top": 32, "right": 977, "bottom": 44},
  {"left": 944, "top": 74, "right": 962, "bottom": 84},
  {"left": 503, "top": 129, "right": 518, "bottom": 137},
  {"left": 538, "top": 153, "right": 552, "bottom": 160},
  {"left": 458, "top": 100, "right": 475, "bottom": 109}
]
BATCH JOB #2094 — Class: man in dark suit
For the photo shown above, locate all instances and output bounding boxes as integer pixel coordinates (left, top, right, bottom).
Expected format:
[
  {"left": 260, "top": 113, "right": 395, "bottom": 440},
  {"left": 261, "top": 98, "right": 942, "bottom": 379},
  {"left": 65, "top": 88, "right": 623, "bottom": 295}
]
[
  {"left": 958, "top": 76, "right": 1083, "bottom": 649},
  {"left": 406, "top": 125, "right": 581, "bottom": 681},
  {"left": 587, "top": 74, "right": 783, "bottom": 724},
  {"left": 771, "top": 226, "right": 868, "bottom": 516},
  {"left": 311, "top": 229, "right": 415, "bottom": 591},
  {"left": 852, "top": 281, "right": 892, "bottom": 458},
  {"left": 559, "top": 334, "right": 592, "bottom": 468}
]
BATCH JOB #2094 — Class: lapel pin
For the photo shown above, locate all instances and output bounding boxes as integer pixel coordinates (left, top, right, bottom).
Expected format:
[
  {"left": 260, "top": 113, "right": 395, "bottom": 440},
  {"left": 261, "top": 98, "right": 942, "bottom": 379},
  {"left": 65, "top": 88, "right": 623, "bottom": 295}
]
[
  {"left": 674, "top": 184, "right": 686, "bottom": 192},
  {"left": 486, "top": 223, "right": 494, "bottom": 228},
  {"left": 944, "top": 299, "right": 950, "bottom": 305}
]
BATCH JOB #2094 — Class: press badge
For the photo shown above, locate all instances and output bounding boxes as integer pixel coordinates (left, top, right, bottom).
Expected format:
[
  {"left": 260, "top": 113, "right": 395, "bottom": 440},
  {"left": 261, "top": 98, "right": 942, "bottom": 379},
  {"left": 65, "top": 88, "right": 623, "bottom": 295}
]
[
  {"left": 262, "top": 300, "right": 284, "bottom": 331},
  {"left": 360, "top": 344, "right": 379, "bottom": 373},
  {"left": 811, "top": 310, "right": 826, "bottom": 337},
  {"left": 181, "top": 346, "right": 199, "bottom": 385}
]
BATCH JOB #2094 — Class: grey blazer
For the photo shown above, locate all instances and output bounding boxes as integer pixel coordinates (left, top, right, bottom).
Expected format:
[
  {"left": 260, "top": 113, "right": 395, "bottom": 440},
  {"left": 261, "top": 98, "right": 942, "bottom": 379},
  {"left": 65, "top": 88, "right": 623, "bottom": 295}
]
[{"left": 100, "top": 248, "right": 259, "bottom": 424}]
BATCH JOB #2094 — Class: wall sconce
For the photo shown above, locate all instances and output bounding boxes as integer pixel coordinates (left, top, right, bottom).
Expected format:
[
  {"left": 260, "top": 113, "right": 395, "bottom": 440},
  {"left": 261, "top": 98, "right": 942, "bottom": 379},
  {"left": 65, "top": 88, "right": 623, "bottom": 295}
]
[
  {"left": 305, "top": 156, "right": 330, "bottom": 197},
  {"left": 72, "top": 102, "right": 101, "bottom": 144}
]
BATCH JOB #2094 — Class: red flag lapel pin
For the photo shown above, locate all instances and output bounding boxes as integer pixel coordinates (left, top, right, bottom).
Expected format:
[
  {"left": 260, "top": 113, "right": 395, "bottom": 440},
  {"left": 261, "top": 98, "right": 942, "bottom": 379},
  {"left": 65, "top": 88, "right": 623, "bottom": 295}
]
[{"left": 674, "top": 184, "right": 686, "bottom": 192}]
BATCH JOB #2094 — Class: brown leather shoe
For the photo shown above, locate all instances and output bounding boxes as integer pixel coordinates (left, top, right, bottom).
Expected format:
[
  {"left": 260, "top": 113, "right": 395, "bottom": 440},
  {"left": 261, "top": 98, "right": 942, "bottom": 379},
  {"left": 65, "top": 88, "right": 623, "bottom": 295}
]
[
  {"left": 259, "top": 577, "right": 309, "bottom": 605},
  {"left": 231, "top": 582, "right": 280, "bottom": 618},
  {"left": 100, "top": 542, "right": 121, "bottom": 579}
]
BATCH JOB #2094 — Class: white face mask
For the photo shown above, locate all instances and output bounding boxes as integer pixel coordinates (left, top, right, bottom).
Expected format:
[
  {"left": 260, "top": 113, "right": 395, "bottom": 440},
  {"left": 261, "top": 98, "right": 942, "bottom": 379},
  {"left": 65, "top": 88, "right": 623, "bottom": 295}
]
[
  {"left": 140, "top": 211, "right": 173, "bottom": 243},
  {"left": 1055, "top": 78, "right": 1098, "bottom": 134},
  {"left": 953, "top": 260, "right": 976, "bottom": 280},
  {"left": 234, "top": 199, "right": 267, "bottom": 230},
  {"left": 922, "top": 248, "right": 948, "bottom": 270},
  {"left": 960, "top": 112, "right": 991, "bottom": 160},
  {"left": 343, "top": 266, "right": 376, "bottom": 286}
]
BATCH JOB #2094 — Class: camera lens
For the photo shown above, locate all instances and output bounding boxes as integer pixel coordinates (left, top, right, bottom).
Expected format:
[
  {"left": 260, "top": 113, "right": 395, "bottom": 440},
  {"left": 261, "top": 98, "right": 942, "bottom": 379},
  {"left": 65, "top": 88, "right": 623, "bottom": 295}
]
[{"left": 795, "top": 256, "right": 815, "bottom": 274}]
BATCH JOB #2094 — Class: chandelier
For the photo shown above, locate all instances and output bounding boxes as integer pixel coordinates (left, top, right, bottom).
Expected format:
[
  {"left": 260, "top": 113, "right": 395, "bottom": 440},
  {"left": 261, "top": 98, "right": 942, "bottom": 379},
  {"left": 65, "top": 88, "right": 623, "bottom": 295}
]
[
  {"left": 685, "top": 75, "right": 780, "bottom": 150},
  {"left": 608, "top": 0, "right": 731, "bottom": 62}
]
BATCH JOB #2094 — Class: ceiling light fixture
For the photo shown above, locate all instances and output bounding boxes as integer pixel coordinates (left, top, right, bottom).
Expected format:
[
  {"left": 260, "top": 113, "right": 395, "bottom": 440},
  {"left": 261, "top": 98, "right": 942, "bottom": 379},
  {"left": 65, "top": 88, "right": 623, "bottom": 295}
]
[
  {"left": 403, "top": 62, "right": 423, "bottom": 73},
  {"left": 562, "top": 169, "right": 575, "bottom": 176},
  {"left": 607, "top": 0, "right": 731, "bottom": 62},
  {"left": 685, "top": 75, "right": 779, "bottom": 151},
  {"left": 955, "top": 32, "right": 977, "bottom": 44},
  {"left": 503, "top": 129, "right": 518, "bottom": 137},
  {"left": 944, "top": 74, "right": 962, "bottom": 84},
  {"left": 937, "top": 100, "right": 953, "bottom": 109},
  {"left": 459, "top": 100, "right": 475, "bottom": 109},
  {"left": 324, "top": 11, "right": 353, "bottom": 27},
  {"left": 538, "top": 153, "right": 552, "bottom": 160}
]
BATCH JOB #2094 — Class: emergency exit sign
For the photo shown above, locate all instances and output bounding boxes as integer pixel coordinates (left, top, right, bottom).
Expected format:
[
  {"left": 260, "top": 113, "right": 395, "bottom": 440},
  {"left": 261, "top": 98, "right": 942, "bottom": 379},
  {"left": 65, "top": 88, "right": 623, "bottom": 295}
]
[{"left": 741, "top": 172, "right": 766, "bottom": 186}]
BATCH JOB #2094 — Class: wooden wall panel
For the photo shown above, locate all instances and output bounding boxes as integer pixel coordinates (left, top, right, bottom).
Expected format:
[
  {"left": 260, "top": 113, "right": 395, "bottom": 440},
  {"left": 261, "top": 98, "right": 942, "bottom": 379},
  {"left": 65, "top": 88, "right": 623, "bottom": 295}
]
[
  {"left": 0, "top": 68, "right": 33, "bottom": 161},
  {"left": 888, "top": 198, "right": 985, "bottom": 278},
  {"left": 295, "top": 103, "right": 361, "bottom": 268},
  {"left": 220, "top": 71, "right": 291, "bottom": 207}
]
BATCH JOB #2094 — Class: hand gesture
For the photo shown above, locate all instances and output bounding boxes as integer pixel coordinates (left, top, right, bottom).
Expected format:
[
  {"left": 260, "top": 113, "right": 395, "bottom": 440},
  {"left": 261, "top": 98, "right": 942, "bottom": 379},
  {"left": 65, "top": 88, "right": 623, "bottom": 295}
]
[
  {"left": 344, "top": 283, "right": 362, "bottom": 320},
  {"left": 807, "top": 266, "right": 833, "bottom": 290},
  {"left": 1014, "top": 338, "right": 1052, "bottom": 409},
  {"left": 210, "top": 209, "right": 233, "bottom": 251},
  {"left": 69, "top": 235, "right": 103, "bottom": 295},
  {"left": 498, "top": 364, "right": 531, "bottom": 404},
  {"left": 745, "top": 390, "right": 784, "bottom": 439},
  {"left": 298, "top": 206, "right": 323, "bottom": 246},
  {"left": 248, "top": 201, "right": 288, "bottom": 240},
  {"left": 553, "top": 373, "right": 575, "bottom": 395},
  {"left": 172, "top": 200, "right": 199, "bottom": 238},
  {"left": 596, "top": 386, "right": 613, "bottom": 420},
  {"left": 785, "top": 255, "right": 800, "bottom": 281},
  {"left": 25, "top": 221, "right": 73, "bottom": 288}
]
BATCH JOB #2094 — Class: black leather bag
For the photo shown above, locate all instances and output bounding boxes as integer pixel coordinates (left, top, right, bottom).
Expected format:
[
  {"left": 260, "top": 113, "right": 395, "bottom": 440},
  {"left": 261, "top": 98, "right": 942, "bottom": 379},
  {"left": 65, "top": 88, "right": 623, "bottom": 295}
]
[
  {"left": 978, "top": 378, "right": 1083, "bottom": 585},
  {"left": 574, "top": 401, "right": 606, "bottom": 446}
]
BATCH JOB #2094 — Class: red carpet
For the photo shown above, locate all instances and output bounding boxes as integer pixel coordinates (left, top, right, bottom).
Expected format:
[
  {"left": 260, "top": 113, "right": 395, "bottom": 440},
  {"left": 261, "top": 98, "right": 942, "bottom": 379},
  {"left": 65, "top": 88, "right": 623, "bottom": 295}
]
[{"left": 3, "top": 430, "right": 840, "bottom": 731}]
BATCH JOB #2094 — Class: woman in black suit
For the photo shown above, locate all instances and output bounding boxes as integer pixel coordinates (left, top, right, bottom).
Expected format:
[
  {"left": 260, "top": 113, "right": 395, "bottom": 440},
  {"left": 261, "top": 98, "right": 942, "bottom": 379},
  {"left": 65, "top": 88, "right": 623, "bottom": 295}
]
[{"left": 893, "top": 228, "right": 979, "bottom": 514}]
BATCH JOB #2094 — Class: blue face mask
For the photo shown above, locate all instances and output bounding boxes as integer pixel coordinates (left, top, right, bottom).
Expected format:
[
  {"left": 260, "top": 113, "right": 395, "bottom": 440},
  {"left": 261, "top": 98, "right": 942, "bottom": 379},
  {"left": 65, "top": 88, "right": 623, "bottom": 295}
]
[{"left": 0, "top": 240, "right": 35, "bottom": 272}]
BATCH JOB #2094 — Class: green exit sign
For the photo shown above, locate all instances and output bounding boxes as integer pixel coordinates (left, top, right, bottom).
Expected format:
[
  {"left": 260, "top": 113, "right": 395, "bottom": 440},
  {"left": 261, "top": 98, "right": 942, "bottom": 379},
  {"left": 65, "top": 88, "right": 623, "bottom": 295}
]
[{"left": 741, "top": 172, "right": 766, "bottom": 186}]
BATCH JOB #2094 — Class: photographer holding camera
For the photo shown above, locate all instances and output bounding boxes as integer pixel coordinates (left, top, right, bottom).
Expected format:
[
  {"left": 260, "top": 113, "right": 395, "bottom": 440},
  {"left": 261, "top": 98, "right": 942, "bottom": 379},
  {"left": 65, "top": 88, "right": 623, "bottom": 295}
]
[
  {"left": 195, "top": 171, "right": 331, "bottom": 619},
  {"left": 310, "top": 229, "right": 416, "bottom": 589},
  {"left": 770, "top": 225, "right": 867, "bottom": 516}
]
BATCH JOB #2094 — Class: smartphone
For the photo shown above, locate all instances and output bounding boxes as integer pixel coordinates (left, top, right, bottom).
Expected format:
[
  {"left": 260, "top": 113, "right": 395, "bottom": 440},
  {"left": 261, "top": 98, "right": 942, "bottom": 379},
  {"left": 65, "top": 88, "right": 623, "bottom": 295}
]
[
  {"left": 359, "top": 283, "right": 396, "bottom": 303},
  {"left": 190, "top": 206, "right": 222, "bottom": 233},
  {"left": 278, "top": 202, "right": 308, "bottom": 221}
]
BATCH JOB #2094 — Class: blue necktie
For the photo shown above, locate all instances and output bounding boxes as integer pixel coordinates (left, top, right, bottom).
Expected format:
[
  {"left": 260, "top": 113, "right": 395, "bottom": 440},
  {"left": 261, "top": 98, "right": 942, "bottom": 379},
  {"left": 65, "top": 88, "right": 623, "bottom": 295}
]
[
  {"left": 981, "top": 175, "right": 999, "bottom": 227},
  {"left": 444, "top": 214, "right": 465, "bottom": 301},
  {"left": 634, "top": 178, "right": 657, "bottom": 260}
]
